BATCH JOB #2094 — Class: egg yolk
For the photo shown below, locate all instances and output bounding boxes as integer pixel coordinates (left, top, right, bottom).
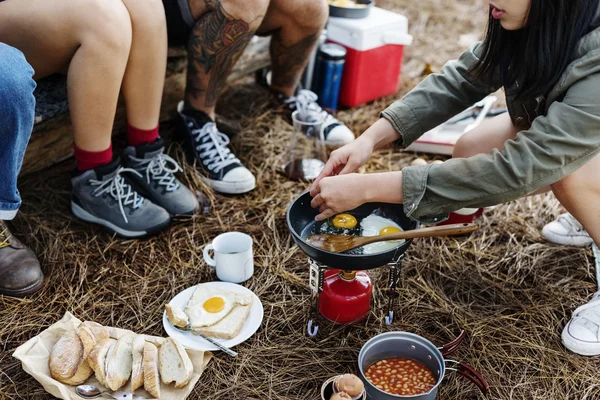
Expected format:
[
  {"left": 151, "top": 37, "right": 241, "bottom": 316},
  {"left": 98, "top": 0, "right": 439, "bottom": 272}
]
[
  {"left": 332, "top": 213, "right": 358, "bottom": 229},
  {"left": 203, "top": 296, "right": 225, "bottom": 313},
  {"left": 379, "top": 226, "right": 401, "bottom": 235}
]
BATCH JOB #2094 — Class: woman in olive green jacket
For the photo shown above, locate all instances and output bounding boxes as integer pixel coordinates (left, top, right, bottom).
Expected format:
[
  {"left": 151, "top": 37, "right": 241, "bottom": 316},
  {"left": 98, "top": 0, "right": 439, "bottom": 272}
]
[{"left": 311, "top": 0, "right": 600, "bottom": 355}]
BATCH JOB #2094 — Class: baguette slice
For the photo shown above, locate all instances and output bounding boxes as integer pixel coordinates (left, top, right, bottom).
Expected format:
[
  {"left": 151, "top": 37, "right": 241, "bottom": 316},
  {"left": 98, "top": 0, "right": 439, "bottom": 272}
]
[
  {"left": 105, "top": 334, "right": 135, "bottom": 391},
  {"left": 143, "top": 342, "right": 161, "bottom": 398},
  {"left": 194, "top": 298, "right": 253, "bottom": 340},
  {"left": 49, "top": 330, "right": 85, "bottom": 383},
  {"left": 88, "top": 338, "right": 116, "bottom": 387},
  {"left": 79, "top": 321, "right": 109, "bottom": 359},
  {"left": 130, "top": 335, "right": 146, "bottom": 392},
  {"left": 159, "top": 337, "right": 193, "bottom": 388},
  {"left": 165, "top": 303, "right": 189, "bottom": 328}
]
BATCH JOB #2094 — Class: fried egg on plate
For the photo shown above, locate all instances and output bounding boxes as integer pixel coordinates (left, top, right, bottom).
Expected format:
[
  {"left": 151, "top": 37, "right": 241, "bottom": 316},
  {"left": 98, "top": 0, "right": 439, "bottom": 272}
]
[
  {"left": 185, "top": 284, "right": 251, "bottom": 328},
  {"left": 360, "top": 214, "right": 405, "bottom": 254}
]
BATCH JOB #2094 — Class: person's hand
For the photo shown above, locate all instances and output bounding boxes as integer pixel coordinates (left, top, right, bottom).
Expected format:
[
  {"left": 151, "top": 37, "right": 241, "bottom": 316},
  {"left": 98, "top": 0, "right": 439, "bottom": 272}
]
[
  {"left": 310, "top": 136, "right": 375, "bottom": 193},
  {"left": 310, "top": 173, "right": 370, "bottom": 221}
]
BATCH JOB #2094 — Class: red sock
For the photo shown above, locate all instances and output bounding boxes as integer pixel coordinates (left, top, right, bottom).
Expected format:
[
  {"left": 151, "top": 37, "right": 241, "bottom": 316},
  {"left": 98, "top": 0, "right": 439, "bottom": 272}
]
[
  {"left": 127, "top": 123, "right": 159, "bottom": 147},
  {"left": 74, "top": 143, "right": 113, "bottom": 171}
]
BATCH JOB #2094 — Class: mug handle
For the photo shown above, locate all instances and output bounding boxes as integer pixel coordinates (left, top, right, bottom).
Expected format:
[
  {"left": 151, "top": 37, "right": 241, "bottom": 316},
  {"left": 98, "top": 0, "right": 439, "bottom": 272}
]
[{"left": 203, "top": 244, "right": 216, "bottom": 267}]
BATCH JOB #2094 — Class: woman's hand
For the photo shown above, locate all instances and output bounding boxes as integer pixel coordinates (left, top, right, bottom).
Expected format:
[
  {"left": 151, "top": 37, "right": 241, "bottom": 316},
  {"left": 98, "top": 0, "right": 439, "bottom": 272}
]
[
  {"left": 310, "top": 174, "right": 371, "bottom": 221},
  {"left": 310, "top": 136, "right": 375, "bottom": 192},
  {"left": 310, "top": 171, "right": 405, "bottom": 221}
]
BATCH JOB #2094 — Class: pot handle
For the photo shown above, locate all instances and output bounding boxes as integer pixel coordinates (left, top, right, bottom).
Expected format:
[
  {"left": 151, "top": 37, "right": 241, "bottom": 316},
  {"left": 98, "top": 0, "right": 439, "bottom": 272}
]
[
  {"left": 439, "top": 329, "right": 466, "bottom": 357},
  {"left": 457, "top": 362, "right": 489, "bottom": 395}
]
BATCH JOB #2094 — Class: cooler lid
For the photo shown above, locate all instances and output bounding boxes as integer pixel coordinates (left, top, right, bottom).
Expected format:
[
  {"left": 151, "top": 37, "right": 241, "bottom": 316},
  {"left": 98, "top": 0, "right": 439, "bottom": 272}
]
[{"left": 327, "top": 7, "right": 413, "bottom": 51}]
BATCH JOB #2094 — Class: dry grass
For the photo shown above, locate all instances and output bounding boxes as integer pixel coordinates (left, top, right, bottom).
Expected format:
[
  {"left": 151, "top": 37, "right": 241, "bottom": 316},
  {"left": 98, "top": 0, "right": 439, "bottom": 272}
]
[{"left": 2, "top": 0, "right": 599, "bottom": 399}]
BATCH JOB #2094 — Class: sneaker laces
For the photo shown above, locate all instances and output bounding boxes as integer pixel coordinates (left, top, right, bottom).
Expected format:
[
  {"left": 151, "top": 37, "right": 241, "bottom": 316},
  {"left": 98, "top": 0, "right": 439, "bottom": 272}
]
[
  {"left": 285, "top": 89, "right": 328, "bottom": 122},
  {"left": 129, "top": 153, "right": 182, "bottom": 192},
  {"left": 570, "top": 293, "right": 600, "bottom": 339},
  {"left": 89, "top": 168, "right": 144, "bottom": 224},
  {"left": 192, "top": 122, "right": 240, "bottom": 173},
  {"left": 0, "top": 223, "right": 11, "bottom": 249},
  {"left": 557, "top": 213, "right": 585, "bottom": 233}
]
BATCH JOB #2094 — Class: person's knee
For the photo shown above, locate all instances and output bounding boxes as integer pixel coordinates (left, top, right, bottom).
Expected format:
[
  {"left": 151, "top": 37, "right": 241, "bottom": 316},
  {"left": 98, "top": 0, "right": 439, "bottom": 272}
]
[
  {"left": 121, "top": 0, "right": 167, "bottom": 34},
  {"left": 452, "top": 134, "right": 477, "bottom": 158},
  {"left": 291, "top": 0, "right": 328, "bottom": 30},
  {"left": 80, "top": 0, "right": 133, "bottom": 57},
  {"left": 0, "top": 45, "right": 36, "bottom": 116}
]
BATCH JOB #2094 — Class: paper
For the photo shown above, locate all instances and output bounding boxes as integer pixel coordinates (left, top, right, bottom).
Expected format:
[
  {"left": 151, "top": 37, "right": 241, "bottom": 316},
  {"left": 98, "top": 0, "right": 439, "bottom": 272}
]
[{"left": 13, "top": 312, "right": 213, "bottom": 400}]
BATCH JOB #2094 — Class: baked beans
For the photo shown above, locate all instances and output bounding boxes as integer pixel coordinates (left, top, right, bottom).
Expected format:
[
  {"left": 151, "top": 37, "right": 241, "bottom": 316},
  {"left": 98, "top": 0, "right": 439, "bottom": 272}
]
[{"left": 364, "top": 357, "right": 437, "bottom": 396}]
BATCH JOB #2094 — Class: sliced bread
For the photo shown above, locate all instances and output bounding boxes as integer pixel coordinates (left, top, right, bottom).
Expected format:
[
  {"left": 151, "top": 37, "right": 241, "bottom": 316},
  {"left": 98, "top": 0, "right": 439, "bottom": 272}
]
[
  {"left": 165, "top": 303, "right": 189, "bottom": 328},
  {"left": 194, "top": 298, "right": 253, "bottom": 340},
  {"left": 130, "top": 335, "right": 146, "bottom": 392},
  {"left": 159, "top": 337, "right": 193, "bottom": 389},
  {"left": 79, "top": 321, "right": 109, "bottom": 359},
  {"left": 48, "top": 330, "right": 86, "bottom": 383},
  {"left": 143, "top": 342, "right": 161, "bottom": 398},
  {"left": 104, "top": 334, "right": 135, "bottom": 391},
  {"left": 88, "top": 338, "right": 116, "bottom": 387}
]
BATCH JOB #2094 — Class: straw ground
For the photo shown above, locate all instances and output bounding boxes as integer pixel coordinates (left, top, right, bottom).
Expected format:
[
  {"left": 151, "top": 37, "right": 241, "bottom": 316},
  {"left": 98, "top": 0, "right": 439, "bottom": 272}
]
[{"left": 2, "top": 0, "right": 599, "bottom": 399}]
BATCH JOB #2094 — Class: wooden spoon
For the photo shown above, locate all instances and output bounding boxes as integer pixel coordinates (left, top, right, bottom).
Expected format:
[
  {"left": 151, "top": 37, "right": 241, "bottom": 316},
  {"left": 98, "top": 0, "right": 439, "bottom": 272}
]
[{"left": 307, "top": 223, "right": 478, "bottom": 253}]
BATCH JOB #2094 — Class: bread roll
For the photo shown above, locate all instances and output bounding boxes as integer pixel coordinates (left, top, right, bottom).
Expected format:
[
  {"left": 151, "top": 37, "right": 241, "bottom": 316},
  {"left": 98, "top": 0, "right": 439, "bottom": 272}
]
[
  {"left": 48, "top": 330, "right": 92, "bottom": 384},
  {"left": 159, "top": 337, "right": 193, "bottom": 388},
  {"left": 105, "top": 334, "right": 135, "bottom": 391},
  {"left": 88, "top": 338, "right": 116, "bottom": 387},
  {"left": 79, "top": 321, "right": 109, "bottom": 359},
  {"left": 130, "top": 335, "right": 146, "bottom": 392},
  {"left": 143, "top": 342, "right": 161, "bottom": 398}
]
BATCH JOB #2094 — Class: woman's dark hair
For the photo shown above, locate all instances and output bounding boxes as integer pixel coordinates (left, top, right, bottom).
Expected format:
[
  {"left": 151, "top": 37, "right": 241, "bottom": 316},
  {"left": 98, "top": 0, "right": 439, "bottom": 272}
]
[{"left": 472, "top": 0, "right": 599, "bottom": 100}]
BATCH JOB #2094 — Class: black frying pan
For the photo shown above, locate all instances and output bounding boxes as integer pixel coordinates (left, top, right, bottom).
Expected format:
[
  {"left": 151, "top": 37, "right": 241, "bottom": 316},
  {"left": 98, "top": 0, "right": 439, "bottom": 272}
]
[{"left": 286, "top": 192, "right": 419, "bottom": 270}]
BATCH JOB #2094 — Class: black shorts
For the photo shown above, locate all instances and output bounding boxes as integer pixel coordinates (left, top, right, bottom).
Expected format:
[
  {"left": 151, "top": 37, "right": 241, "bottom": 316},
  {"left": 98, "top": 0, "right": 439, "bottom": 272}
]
[{"left": 163, "top": 0, "right": 195, "bottom": 46}]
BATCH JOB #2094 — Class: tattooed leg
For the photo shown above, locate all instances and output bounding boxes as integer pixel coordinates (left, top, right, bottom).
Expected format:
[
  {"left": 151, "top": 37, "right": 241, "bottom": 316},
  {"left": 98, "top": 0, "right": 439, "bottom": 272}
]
[
  {"left": 185, "top": 0, "right": 269, "bottom": 117},
  {"left": 258, "top": 0, "right": 328, "bottom": 96}
]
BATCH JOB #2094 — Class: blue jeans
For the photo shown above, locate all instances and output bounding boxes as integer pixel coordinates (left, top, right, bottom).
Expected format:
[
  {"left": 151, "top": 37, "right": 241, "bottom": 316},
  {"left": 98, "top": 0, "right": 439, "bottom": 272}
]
[{"left": 0, "top": 43, "right": 36, "bottom": 221}]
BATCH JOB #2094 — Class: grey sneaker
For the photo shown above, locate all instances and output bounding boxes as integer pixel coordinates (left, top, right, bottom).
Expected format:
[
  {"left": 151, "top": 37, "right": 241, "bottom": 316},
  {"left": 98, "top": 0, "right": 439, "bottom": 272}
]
[
  {"left": 123, "top": 138, "right": 199, "bottom": 218},
  {"left": 71, "top": 158, "right": 171, "bottom": 238}
]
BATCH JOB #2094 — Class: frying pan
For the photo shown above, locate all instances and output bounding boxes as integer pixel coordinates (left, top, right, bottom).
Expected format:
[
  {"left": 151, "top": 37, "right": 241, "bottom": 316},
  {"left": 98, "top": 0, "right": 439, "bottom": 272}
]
[{"left": 286, "top": 192, "right": 418, "bottom": 270}]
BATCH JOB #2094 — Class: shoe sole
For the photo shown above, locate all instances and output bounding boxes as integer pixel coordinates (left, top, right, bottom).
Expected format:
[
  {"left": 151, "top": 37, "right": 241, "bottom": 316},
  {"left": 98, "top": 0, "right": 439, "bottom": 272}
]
[
  {"left": 562, "top": 322, "right": 600, "bottom": 356},
  {"left": 203, "top": 176, "right": 256, "bottom": 195},
  {"left": 0, "top": 275, "right": 44, "bottom": 297},
  {"left": 72, "top": 202, "right": 170, "bottom": 239}
]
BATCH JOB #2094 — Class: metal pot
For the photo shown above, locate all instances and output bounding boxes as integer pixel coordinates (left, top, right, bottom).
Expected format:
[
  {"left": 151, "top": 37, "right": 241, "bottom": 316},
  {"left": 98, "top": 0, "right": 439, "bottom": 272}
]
[{"left": 357, "top": 331, "right": 488, "bottom": 399}]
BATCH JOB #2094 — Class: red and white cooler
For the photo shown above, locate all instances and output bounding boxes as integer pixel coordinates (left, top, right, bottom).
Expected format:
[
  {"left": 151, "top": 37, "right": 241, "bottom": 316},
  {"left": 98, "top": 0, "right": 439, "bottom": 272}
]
[{"left": 327, "top": 7, "right": 413, "bottom": 107}]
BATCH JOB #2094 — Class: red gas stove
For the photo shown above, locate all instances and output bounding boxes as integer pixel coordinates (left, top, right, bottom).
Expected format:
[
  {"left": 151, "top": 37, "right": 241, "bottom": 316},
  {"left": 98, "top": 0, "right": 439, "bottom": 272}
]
[{"left": 307, "top": 255, "right": 404, "bottom": 337}]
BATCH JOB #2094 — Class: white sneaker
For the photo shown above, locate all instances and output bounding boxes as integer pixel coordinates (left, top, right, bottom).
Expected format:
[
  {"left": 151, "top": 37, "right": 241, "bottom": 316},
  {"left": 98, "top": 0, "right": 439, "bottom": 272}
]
[
  {"left": 562, "top": 292, "right": 600, "bottom": 355},
  {"left": 542, "top": 213, "right": 593, "bottom": 247}
]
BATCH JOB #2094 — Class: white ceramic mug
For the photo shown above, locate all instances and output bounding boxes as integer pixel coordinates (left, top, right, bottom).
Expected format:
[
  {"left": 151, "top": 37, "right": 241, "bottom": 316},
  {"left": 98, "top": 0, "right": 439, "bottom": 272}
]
[{"left": 203, "top": 232, "right": 254, "bottom": 283}]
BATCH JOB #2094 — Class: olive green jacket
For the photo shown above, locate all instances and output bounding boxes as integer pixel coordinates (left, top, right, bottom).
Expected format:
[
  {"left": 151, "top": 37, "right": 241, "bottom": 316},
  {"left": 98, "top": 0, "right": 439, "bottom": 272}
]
[{"left": 382, "top": 11, "right": 600, "bottom": 223}]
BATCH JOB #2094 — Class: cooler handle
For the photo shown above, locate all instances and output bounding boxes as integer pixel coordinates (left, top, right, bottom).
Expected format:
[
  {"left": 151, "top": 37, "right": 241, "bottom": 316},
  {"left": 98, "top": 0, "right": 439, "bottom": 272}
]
[{"left": 382, "top": 32, "right": 414, "bottom": 46}]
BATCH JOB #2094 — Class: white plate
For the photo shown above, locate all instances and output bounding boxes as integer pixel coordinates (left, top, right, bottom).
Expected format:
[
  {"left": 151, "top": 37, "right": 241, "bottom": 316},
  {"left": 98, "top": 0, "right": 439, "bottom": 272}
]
[{"left": 163, "top": 282, "right": 264, "bottom": 351}]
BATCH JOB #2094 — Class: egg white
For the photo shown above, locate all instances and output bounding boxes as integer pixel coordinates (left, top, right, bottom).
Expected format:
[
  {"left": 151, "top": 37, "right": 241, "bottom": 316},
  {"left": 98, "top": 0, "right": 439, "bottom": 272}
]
[
  {"left": 185, "top": 285, "right": 251, "bottom": 328},
  {"left": 360, "top": 214, "right": 404, "bottom": 254}
]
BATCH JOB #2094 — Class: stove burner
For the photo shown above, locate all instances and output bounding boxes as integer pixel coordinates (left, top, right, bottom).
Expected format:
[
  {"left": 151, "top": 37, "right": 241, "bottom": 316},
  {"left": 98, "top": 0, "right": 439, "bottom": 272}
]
[{"left": 307, "top": 254, "right": 405, "bottom": 337}]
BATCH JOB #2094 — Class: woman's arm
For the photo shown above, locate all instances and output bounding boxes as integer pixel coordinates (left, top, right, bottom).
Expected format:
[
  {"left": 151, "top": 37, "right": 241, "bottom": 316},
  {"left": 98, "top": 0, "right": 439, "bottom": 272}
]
[
  {"left": 382, "top": 41, "right": 501, "bottom": 149},
  {"left": 400, "top": 73, "right": 600, "bottom": 221}
]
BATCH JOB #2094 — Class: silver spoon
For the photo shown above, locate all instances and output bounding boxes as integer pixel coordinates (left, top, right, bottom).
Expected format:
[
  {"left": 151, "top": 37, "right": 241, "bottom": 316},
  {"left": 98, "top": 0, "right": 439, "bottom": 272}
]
[
  {"left": 176, "top": 324, "right": 238, "bottom": 357},
  {"left": 75, "top": 385, "right": 137, "bottom": 400}
]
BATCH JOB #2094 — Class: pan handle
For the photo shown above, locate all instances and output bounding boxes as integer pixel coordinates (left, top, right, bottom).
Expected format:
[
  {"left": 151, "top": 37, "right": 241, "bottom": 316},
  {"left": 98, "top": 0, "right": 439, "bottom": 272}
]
[
  {"left": 457, "top": 362, "right": 490, "bottom": 395},
  {"left": 439, "top": 329, "right": 466, "bottom": 357}
]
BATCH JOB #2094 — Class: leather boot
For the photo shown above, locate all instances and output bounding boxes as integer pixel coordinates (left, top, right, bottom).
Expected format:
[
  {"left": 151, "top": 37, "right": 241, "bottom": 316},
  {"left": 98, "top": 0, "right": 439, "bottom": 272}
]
[{"left": 0, "top": 221, "right": 44, "bottom": 297}]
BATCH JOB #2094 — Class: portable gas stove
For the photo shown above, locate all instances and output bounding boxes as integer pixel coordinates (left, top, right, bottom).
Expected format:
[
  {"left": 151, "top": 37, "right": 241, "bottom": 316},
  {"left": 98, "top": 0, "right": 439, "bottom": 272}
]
[{"left": 306, "top": 254, "right": 405, "bottom": 337}]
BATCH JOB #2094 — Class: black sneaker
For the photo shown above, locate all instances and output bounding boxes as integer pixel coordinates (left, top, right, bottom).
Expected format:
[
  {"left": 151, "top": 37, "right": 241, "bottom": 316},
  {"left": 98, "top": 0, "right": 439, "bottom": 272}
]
[
  {"left": 123, "top": 138, "right": 199, "bottom": 218},
  {"left": 71, "top": 157, "right": 171, "bottom": 238},
  {"left": 273, "top": 89, "right": 355, "bottom": 148},
  {"left": 175, "top": 102, "right": 256, "bottom": 194}
]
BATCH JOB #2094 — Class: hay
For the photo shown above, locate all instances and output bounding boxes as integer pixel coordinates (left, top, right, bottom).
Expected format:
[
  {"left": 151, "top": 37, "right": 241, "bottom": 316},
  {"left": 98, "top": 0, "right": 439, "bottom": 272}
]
[{"left": 2, "top": 0, "right": 599, "bottom": 399}]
